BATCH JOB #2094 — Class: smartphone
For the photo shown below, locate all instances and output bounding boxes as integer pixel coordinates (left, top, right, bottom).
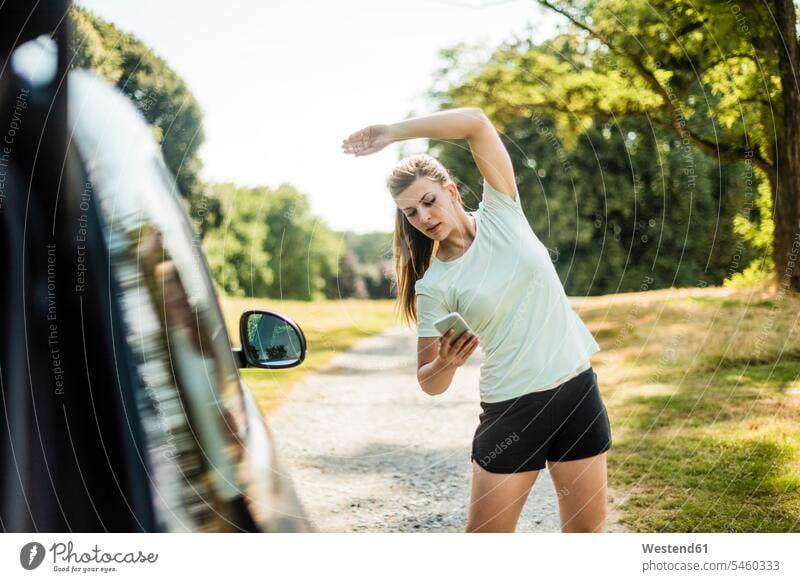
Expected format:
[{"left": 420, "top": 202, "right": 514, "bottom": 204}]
[{"left": 433, "top": 312, "right": 473, "bottom": 346}]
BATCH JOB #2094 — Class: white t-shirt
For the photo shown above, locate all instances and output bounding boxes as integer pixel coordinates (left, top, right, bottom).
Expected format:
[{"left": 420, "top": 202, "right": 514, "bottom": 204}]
[{"left": 414, "top": 179, "right": 600, "bottom": 403}]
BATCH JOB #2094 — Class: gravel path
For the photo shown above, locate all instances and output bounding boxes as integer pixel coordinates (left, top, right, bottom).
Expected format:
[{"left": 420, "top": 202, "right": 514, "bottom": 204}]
[{"left": 269, "top": 325, "right": 627, "bottom": 533}]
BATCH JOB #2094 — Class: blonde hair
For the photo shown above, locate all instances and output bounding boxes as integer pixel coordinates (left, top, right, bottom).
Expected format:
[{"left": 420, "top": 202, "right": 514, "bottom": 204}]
[{"left": 388, "top": 153, "right": 456, "bottom": 325}]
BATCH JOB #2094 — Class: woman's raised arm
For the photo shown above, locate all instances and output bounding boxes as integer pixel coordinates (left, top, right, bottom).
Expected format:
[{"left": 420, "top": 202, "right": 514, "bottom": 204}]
[
  {"left": 386, "top": 107, "right": 488, "bottom": 142},
  {"left": 341, "top": 107, "right": 517, "bottom": 201}
]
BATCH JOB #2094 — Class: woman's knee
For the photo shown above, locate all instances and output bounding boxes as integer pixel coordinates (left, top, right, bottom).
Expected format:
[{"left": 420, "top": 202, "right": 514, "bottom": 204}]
[
  {"left": 559, "top": 501, "right": 606, "bottom": 533},
  {"left": 466, "top": 503, "right": 523, "bottom": 533}
]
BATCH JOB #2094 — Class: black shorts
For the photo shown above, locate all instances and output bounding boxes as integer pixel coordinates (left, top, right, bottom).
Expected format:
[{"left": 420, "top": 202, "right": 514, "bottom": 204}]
[{"left": 471, "top": 367, "right": 612, "bottom": 473}]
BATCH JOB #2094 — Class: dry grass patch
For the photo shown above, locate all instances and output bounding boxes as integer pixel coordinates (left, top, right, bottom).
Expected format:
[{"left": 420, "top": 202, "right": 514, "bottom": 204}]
[{"left": 574, "top": 285, "right": 800, "bottom": 532}]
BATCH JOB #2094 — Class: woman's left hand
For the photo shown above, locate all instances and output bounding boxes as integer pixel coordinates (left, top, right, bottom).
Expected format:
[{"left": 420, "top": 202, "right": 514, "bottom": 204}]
[{"left": 341, "top": 124, "right": 393, "bottom": 156}]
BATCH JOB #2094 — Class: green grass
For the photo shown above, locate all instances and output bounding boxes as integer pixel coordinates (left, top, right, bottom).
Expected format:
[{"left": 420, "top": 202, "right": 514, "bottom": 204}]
[
  {"left": 221, "top": 297, "right": 400, "bottom": 416},
  {"left": 576, "top": 285, "right": 800, "bottom": 532}
]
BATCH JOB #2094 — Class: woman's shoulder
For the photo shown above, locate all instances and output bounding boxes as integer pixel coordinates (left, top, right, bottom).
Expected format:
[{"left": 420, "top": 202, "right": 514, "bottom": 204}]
[{"left": 479, "top": 178, "right": 524, "bottom": 214}]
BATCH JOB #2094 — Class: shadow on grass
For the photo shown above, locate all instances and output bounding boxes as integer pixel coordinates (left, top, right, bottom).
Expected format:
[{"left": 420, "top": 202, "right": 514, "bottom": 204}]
[
  {"left": 610, "top": 362, "right": 800, "bottom": 532},
  {"left": 613, "top": 435, "right": 798, "bottom": 532}
]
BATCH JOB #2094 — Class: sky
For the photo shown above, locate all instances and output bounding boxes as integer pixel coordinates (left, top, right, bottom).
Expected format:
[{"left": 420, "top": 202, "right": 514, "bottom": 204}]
[{"left": 77, "top": 0, "right": 562, "bottom": 233}]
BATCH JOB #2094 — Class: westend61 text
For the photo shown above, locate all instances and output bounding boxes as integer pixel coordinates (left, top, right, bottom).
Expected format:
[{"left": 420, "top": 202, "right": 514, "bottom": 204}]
[{"left": 642, "top": 543, "right": 708, "bottom": 554}]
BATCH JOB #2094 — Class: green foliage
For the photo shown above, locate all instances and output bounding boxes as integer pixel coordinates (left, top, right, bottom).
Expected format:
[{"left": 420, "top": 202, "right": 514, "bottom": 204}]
[
  {"left": 203, "top": 183, "right": 273, "bottom": 297},
  {"left": 520, "top": 1, "right": 781, "bottom": 164},
  {"left": 342, "top": 231, "right": 393, "bottom": 265},
  {"left": 203, "top": 183, "right": 344, "bottom": 300},
  {"left": 338, "top": 231, "right": 395, "bottom": 299},
  {"left": 261, "top": 184, "right": 341, "bottom": 300},
  {"left": 69, "top": 7, "right": 121, "bottom": 79},
  {"left": 203, "top": 187, "right": 396, "bottom": 300},
  {"left": 69, "top": 6, "right": 217, "bottom": 235},
  {"left": 725, "top": 171, "right": 775, "bottom": 287}
]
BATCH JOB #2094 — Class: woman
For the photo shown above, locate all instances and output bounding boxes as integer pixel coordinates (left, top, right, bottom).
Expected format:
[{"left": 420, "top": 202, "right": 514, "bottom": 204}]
[{"left": 341, "top": 108, "right": 612, "bottom": 533}]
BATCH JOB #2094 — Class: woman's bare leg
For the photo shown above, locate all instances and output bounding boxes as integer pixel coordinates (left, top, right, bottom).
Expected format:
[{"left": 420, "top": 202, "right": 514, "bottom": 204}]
[
  {"left": 547, "top": 451, "right": 607, "bottom": 532},
  {"left": 465, "top": 461, "right": 539, "bottom": 532}
]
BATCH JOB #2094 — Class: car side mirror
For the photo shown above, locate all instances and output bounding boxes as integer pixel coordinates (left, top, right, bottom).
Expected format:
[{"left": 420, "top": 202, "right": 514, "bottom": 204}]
[{"left": 237, "top": 310, "right": 307, "bottom": 369}]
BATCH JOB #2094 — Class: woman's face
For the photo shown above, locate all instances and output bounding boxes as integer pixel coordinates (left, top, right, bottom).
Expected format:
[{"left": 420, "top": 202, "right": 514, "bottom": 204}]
[{"left": 394, "top": 177, "right": 458, "bottom": 240}]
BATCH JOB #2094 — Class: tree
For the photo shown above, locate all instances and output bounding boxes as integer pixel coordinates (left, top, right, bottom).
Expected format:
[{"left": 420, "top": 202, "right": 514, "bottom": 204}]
[
  {"left": 363, "top": 260, "right": 396, "bottom": 299},
  {"left": 327, "top": 249, "right": 369, "bottom": 299},
  {"left": 69, "top": 7, "right": 219, "bottom": 236},
  {"left": 447, "top": 0, "right": 799, "bottom": 291},
  {"left": 342, "top": 231, "right": 394, "bottom": 265},
  {"left": 336, "top": 232, "right": 395, "bottom": 298},
  {"left": 261, "top": 184, "right": 342, "bottom": 301},
  {"left": 203, "top": 183, "right": 273, "bottom": 297}
]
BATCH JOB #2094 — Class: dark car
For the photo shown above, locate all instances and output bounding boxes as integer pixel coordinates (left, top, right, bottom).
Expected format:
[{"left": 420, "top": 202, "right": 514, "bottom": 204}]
[{"left": 1, "top": 1, "right": 313, "bottom": 532}]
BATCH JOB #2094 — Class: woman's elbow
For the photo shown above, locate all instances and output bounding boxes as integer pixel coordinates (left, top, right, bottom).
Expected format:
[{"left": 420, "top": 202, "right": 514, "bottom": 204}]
[
  {"left": 463, "top": 108, "right": 492, "bottom": 137},
  {"left": 463, "top": 106, "right": 486, "bottom": 118},
  {"left": 418, "top": 378, "right": 448, "bottom": 396}
]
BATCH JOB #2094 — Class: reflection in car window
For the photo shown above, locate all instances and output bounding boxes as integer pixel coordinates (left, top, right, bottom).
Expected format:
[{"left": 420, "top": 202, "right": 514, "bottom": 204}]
[{"left": 70, "top": 71, "right": 257, "bottom": 531}]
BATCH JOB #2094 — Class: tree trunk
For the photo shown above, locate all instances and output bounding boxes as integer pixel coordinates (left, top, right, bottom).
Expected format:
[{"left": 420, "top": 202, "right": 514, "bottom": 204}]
[{"left": 773, "top": 0, "right": 800, "bottom": 292}]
